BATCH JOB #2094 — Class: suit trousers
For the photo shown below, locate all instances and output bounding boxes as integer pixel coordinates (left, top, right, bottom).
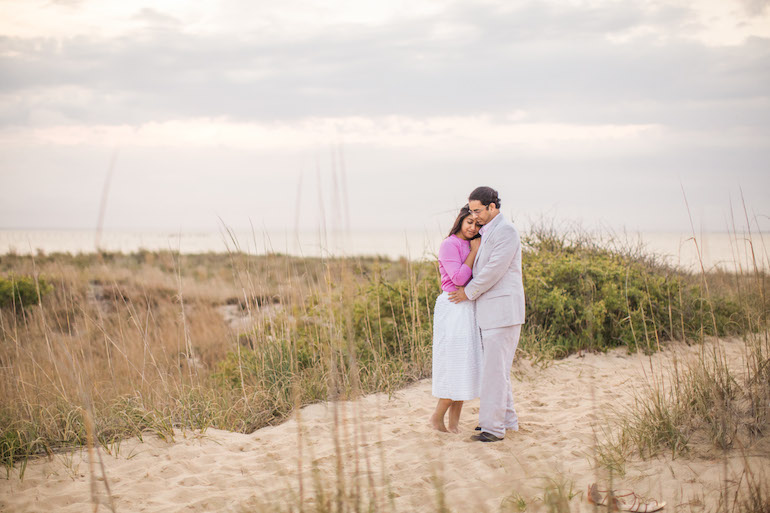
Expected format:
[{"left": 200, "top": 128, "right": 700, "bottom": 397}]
[{"left": 479, "top": 324, "right": 521, "bottom": 438}]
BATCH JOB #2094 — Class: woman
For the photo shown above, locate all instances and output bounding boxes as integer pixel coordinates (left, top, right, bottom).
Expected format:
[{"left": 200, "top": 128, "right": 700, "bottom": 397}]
[{"left": 429, "top": 205, "right": 482, "bottom": 433}]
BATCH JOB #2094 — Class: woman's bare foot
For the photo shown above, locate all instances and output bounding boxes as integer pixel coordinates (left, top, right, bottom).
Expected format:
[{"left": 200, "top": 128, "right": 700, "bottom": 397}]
[
  {"left": 429, "top": 413, "right": 448, "bottom": 432},
  {"left": 447, "top": 401, "right": 464, "bottom": 434},
  {"left": 430, "top": 399, "right": 452, "bottom": 432}
]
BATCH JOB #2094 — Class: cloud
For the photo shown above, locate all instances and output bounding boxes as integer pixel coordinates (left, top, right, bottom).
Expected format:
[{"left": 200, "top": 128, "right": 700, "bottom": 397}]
[
  {"left": 0, "top": 10, "right": 768, "bottom": 132},
  {"left": 0, "top": 0, "right": 767, "bottom": 233},
  {"left": 740, "top": 0, "right": 770, "bottom": 16},
  {"left": 131, "top": 8, "right": 181, "bottom": 28},
  {"left": 0, "top": 115, "right": 663, "bottom": 153}
]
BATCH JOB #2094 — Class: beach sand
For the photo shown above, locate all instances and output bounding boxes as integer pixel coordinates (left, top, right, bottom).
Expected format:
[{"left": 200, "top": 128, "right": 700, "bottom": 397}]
[{"left": 2, "top": 338, "right": 767, "bottom": 512}]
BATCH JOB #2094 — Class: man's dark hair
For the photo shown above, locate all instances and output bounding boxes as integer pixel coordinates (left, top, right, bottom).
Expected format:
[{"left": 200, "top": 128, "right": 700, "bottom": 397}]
[{"left": 469, "top": 186, "right": 501, "bottom": 209}]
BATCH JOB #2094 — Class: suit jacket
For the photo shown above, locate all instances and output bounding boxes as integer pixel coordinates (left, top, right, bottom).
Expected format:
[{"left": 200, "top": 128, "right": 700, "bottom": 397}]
[{"left": 464, "top": 214, "right": 526, "bottom": 330}]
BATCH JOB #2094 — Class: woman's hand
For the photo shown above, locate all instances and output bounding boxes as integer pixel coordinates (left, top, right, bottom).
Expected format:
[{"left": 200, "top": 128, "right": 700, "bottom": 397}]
[
  {"left": 464, "top": 237, "right": 481, "bottom": 270},
  {"left": 448, "top": 287, "right": 468, "bottom": 303}
]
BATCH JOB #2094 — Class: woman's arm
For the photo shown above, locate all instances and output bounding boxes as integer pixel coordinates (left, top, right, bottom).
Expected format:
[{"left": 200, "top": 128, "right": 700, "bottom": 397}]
[
  {"left": 464, "top": 237, "right": 481, "bottom": 270},
  {"left": 439, "top": 238, "right": 473, "bottom": 287}
]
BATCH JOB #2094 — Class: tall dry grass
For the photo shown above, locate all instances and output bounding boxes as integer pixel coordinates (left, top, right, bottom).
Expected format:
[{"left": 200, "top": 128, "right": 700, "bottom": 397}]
[
  {"left": 593, "top": 220, "right": 770, "bottom": 513},
  {"left": 0, "top": 249, "right": 437, "bottom": 478},
  {"left": 0, "top": 220, "right": 768, "bottom": 512}
]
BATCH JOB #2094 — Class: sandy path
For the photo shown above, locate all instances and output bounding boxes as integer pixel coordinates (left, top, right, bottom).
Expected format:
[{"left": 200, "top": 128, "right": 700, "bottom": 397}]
[{"left": 2, "top": 338, "right": 767, "bottom": 512}]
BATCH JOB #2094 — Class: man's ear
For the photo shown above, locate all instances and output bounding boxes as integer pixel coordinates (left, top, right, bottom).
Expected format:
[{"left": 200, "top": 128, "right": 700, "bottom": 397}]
[{"left": 490, "top": 203, "right": 497, "bottom": 211}]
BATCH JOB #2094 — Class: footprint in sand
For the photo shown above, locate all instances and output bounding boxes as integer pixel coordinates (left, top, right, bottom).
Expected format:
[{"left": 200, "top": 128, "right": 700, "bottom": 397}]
[
  {"left": 312, "top": 455, "right": 335, "bottom": 467},
  {"left": 186, "top": 495, "right": 231, "bottom": 510},
  {"left": 225, "top": 443, "right": 253, "bottom": 453},
  {"left": 159, "top": 464, "right": 183, "bottom": 478},
  {"left": 178, "top": 476, "right": 208, "bottom": 487}
]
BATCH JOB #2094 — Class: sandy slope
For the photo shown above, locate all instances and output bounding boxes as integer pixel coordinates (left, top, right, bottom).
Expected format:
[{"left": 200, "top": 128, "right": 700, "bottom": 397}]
[{"left": 2, "top": 338, "right": 768, "bottom": 512}]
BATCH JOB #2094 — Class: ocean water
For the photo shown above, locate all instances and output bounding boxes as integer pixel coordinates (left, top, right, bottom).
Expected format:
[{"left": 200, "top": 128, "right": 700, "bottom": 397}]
[{"left": 0, "top": 229, "right": 767, "bottom": 272}]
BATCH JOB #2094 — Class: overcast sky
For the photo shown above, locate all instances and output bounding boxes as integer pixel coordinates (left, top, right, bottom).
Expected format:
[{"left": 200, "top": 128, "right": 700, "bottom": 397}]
[{"left": 0, "top": 0, "right": 768, "bottom": 234}]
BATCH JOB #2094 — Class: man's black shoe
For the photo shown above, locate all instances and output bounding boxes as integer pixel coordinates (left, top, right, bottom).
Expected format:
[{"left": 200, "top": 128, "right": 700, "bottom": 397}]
[{"left": 470, "top": 431, "right": 503, "bottom": 442}]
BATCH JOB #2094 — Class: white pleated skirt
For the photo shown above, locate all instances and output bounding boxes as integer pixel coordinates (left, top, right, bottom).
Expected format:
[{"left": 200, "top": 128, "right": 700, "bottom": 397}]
[{"left": 431, "top": 291, "right": 482, "bottom": 401}]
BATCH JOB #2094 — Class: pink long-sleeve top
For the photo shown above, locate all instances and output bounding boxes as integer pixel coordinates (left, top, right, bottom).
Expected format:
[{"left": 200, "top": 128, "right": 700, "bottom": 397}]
[{"left": 438, "top": 234, "right": 473, "bottom": 292}]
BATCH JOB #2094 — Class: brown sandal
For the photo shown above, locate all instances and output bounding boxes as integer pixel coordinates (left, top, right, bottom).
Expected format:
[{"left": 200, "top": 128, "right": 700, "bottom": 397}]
[{"left": 587, "top": 483, "right": 666, "bottom": 512}]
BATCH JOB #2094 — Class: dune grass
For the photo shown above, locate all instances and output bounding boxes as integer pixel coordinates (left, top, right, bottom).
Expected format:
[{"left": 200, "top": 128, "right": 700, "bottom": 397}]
[
  {"left": 0, "top": 228, "right": 764, "bottom": 475},
  {"left": 0, "top": 250, "right": 437, "bottom": 477},
  {"left": 0, "top": 226, "right": 768, "bottom": 513},
  {"left": 596, "top": 333, "right": 769, "bottom": 468},
  {"left": 588, "top": 225, "right": 770, "bottom": 513},
  {"left": 592, "top": 218, "right": 769, "bottom": 464}
]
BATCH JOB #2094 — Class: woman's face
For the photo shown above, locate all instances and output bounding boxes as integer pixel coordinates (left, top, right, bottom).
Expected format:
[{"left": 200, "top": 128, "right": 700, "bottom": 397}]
[{"left": 458, "top": 216, "right": 480, "bottom": 240}]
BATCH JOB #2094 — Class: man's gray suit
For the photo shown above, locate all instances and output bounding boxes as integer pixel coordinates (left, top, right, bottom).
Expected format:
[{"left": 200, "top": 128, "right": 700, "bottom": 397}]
[{"left": 463, "top": 213, "right": 525, "bottom": 438}]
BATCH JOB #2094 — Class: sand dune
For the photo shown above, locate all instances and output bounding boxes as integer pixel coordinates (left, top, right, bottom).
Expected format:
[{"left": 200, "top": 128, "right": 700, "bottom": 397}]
[{"left": 2, "top": 338, "right": 767, "bottom": 512}]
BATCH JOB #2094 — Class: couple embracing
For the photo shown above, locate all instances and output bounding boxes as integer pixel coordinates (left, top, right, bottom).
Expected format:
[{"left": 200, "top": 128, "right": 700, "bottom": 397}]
[{"left": 430, "top": 186, "right": 525, "bottom": 443}]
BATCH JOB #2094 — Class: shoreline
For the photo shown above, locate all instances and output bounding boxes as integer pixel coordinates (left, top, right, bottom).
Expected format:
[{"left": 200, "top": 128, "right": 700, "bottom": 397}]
[{"left": 2, "top": 229, "right": 767, "bottom": 271}]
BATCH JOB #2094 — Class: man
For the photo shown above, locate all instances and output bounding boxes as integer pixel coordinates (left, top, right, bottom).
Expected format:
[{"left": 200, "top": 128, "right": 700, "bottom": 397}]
[{"left": 448, "top": 186, "right": 525, "bottom": 442}]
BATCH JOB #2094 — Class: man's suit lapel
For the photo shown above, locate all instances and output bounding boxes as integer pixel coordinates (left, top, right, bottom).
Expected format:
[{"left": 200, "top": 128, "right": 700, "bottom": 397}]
[
  {"left": 475, "top": 215, "right": 503, "bottom": 267},
  {"left": 474, "top": 232, "right": 489, "bottom": 267}
]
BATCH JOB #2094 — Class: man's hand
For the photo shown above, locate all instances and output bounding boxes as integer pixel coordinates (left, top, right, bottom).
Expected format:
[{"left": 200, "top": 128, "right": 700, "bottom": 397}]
[{"left": 448, "top": 286, "right": 468, "bottom": 303}]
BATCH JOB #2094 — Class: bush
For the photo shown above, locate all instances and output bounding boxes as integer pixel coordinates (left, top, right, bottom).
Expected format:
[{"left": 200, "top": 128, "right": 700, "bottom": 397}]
[
  {"left": 0, "top": 274, "right": 52, "bottom": 310},
  {"left": 521, "top": 233, "right": 746, "bottom": 356},
  {"left": 214, "top": 261, "right": 439, "bottom": 402},
  {"left": 350, "top": 269, "right": 437, "bottom": 361},
  {"left": 215, "top": 238, "right": 750, "bottom": 395}
]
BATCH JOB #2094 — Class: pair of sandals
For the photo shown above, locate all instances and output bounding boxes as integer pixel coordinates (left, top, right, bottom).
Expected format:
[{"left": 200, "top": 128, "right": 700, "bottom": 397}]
[{"left": 587, "top": 483, "right": 666, "bottom": 512}]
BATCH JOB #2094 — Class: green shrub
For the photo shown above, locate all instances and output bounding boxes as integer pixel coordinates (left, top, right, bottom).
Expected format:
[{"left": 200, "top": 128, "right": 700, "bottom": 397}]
[
  {"left": 214, "top": 262, "right": 439, "bottom": 402},
  {"left": 350, "top": 269, "right": 437, "bottom": 361},
  {"left": 0, "top": 274, "right": 52, "bottom": 310},
  {"left": 521, "top": 234, "right": 746, "bottom": 355},
  {"left": 216, "top": 239, "right": 749, "bottom": 396}
]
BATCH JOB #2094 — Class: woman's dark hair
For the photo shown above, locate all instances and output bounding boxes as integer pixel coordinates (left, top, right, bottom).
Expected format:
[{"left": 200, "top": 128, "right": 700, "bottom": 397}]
[
  {"left": 448, "top": 204, "right": 477, "bottom": 238},
  {"left": 469, "top": 186, "right": 501, "bottom": 209}
]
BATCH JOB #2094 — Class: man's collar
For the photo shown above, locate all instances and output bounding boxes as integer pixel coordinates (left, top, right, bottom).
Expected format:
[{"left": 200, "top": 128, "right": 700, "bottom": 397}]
[{"left": 479, "top": 212, "right": 502, "bottom": 235}]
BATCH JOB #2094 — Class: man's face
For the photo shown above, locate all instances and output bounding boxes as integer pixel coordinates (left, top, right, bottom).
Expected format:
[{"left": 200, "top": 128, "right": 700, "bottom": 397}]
[{"left": 469, "top": 200, "right": 495, "bottom": 225}]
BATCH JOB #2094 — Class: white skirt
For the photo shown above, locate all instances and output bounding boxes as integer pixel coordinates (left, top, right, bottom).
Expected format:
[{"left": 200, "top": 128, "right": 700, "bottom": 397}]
[{"left": 432, "top": 291, "right": 482, "bottom": 401}]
